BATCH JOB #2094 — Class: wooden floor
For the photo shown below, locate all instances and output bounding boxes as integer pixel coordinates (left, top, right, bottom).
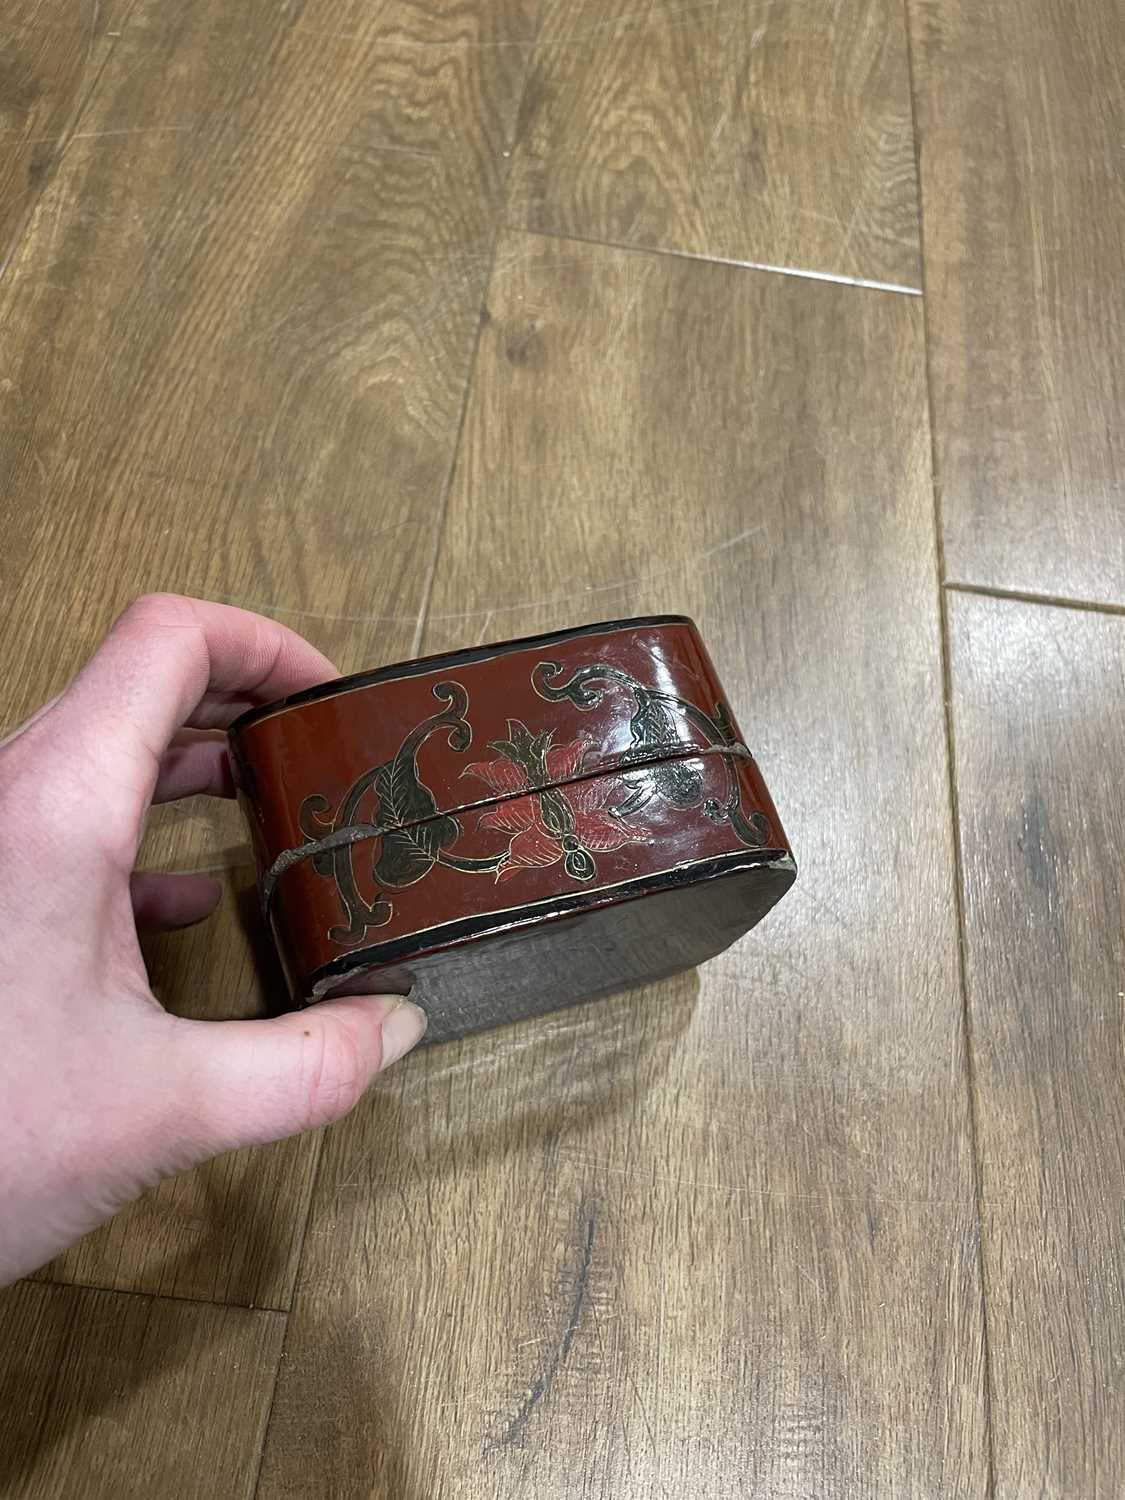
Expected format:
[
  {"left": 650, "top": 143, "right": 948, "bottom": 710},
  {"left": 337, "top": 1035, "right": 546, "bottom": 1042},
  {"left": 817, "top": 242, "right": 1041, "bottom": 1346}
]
[{"left": 1, "top": 0, "right": 1123, "bottom": 1494}]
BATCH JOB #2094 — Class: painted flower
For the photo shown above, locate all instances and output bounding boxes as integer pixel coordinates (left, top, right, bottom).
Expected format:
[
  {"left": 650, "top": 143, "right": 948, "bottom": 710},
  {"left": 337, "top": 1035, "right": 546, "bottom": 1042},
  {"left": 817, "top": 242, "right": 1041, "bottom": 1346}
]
[{"left": 462, "top": 722, "right": 649, "bottom": 883}]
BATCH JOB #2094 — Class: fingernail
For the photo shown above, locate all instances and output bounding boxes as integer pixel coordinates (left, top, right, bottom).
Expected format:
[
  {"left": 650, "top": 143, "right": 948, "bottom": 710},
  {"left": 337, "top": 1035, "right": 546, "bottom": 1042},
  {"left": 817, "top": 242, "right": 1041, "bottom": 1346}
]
[{"left": 380, "top": 999, "right": 428, "bottom": 1067}]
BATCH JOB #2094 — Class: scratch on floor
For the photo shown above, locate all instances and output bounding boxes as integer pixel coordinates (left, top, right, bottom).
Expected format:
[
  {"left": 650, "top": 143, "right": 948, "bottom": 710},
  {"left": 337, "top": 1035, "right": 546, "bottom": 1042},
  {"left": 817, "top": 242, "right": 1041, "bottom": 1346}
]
[
  {"left": 208, "top": 520, "right": 769, "bottom": 630},
  {"left": 789, "top": 881, "right": 853, "bottom": 933},
  {"left": 623, "top": 1362, "right": 674, "bottom": 1499},
  {"left": 69, "top": 125, "right": 193, "bottom": 143},
  {"left": 707, "top": 6, "right": 759, "bottom": 153},
  {"left": 834, "top": 200, "right": 864, "bottom": 271},
  {"left": 332, "top": 1140, "right": 392, "bottom": 1198},
  {"left": 490, "top": 1202, "right": 596, "bottom": 1449},
  {"left": 611, "top": 263, "right": 651, "bottom": 341},
  {"left": 794, "top": 1259, "right": 825, "bottom": 1297},
  {"left": 243, "top": 241, "right": 545, "bottom": 357},
  {"left": 424, "top": 521, "right": 769, "bottom": 620},
  {"left": 44, "top": 191, "right": 65, "bottom": 277}
]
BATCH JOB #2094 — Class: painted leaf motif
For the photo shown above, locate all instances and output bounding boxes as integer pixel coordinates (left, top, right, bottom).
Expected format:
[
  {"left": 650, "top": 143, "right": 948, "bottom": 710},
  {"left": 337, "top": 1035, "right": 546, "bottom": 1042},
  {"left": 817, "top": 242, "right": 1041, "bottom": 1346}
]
[
  {"left": 712, "top": 700, "right": 738, "bottom": 744},
  {"left": 545, "top": 738, "right": 588, "bottom": 780},
  {"left": 650, "top": 759, "right": 704, "bottom": 808},
  {"left": 574, "top": 808, "right": 646, "bottom": 852},
  {"left": 374, "top": 814, "right": 460, "bottom": 887},
  {"left": 461, "top": 755, "right": 528, "bottom": 796},
  {"left": 487, "top": 720, "right": 554, "bottom": 783},
  {"left": 627, "top": 694, "right": 703, "bottom": 807},
  {"left": 373, "top": 748, "right": 439, "bottom": 828},
  {"left": 614, "top": 760, "right": 702, "bottom": 812},
  {"left": 629, "top": 694, "right": 681, "bottom": 753},
  {"left": 496, "top": 822, "right": 564, "bottom": 882},
  {"left": 371, "top": 748, "right": 457, "bottom": 887},
  {"left": 478, "top": 798, "right": 536, "bottom": 835}
]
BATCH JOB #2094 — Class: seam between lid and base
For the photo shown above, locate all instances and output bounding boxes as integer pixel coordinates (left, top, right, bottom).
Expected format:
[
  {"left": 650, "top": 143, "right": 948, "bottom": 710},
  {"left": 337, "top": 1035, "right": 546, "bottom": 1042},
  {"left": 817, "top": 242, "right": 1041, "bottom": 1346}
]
[{"left": 260, "top": 741, "right": 760, "bottom": 913}]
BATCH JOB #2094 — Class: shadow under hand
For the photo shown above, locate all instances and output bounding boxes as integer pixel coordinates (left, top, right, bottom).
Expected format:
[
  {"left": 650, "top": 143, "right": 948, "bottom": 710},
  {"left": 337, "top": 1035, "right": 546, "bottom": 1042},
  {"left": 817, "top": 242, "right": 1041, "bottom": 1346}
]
[
  {"left": 0, "top": 1278, "right": 201, "bottom": 1494},
  {"left": 139, "top": 857, "right": 283, "bottom": 1022},
  {"left": 36, "top": 1153, "right": 293, "bottom": 1314}
]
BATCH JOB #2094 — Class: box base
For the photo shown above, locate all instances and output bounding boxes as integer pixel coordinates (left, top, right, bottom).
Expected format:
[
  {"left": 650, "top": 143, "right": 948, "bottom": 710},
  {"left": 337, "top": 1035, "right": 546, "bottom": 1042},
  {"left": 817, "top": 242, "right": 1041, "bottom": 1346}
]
[{"left": 318, "top": 854, "right": 796, "bottom": 1044}]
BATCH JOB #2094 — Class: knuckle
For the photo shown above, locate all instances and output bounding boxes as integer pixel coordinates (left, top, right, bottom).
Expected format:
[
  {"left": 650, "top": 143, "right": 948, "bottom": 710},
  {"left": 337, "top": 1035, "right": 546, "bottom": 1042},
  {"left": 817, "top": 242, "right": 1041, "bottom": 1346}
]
[
  {"left": 126, "top": 589, "right": 190, "bottom": 618},
  {"left": 117, "top": 591, "right": 198, "bottom": 636}
]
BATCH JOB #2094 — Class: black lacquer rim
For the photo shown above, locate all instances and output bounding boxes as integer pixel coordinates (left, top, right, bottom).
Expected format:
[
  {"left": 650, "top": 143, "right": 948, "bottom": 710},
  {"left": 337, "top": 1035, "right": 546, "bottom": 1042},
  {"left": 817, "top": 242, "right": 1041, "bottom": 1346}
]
[
  {"left": 230, "top": 615, "right": 696, "bottom": 735},
  {"left": 302, "top": 847, "right": 796, "bottom": 1000}
]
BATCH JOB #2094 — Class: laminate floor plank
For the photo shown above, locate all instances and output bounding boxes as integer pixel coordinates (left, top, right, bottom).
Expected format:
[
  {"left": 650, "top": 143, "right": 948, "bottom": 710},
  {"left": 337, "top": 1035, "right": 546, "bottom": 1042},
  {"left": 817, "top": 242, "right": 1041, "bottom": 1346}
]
[
  {"left": 948, "top": 590, "right": 1125, "bottom": 1496},
  {"left": 911, "top": 0, "right": 1125, "bottom": 603}
]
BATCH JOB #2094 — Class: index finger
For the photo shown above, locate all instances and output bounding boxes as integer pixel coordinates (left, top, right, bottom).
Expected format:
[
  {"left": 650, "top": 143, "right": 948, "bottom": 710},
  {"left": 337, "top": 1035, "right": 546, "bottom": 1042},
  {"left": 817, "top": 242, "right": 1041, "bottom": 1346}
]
[{"left": 56, "top": 593, "right": 337, "bottom": 808}]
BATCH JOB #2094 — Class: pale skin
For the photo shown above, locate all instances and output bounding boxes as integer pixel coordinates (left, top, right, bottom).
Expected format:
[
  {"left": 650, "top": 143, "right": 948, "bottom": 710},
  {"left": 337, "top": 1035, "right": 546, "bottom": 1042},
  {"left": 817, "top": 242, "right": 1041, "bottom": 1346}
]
[{"left": 0, "top": 594, "right": 426, "bottom": 1287}]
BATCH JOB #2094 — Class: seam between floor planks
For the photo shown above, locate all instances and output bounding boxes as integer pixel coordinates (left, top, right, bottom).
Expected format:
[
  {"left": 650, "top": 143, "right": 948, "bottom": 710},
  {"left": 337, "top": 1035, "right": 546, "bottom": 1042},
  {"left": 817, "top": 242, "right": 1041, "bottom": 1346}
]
[
  {"left": 247, "top": 1130, "right": 323, "bottom": 1495},
  {"left": 407, "top": 6, "right": 547, "bottom": 661},
  {"left": 245, "top": 17, "right": 549, "bottom": 1496},
  {"left": 944, "top": 581, "right": 1125, "bottom": 622},
  {"left": 32, "top": 1272, "right": 290, "bottom": 1316},
  {"left": 407, "top": 220, "right": 509, "bottom": 659},
  {"left": 903, "top": 0, "right": 998, "bottom": 1492}
]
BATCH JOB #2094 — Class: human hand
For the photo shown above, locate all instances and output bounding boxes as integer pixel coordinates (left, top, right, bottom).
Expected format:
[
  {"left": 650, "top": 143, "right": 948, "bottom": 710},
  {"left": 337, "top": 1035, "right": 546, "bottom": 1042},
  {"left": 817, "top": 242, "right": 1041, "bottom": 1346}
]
[{"left": 0, "top": 594, "right": 426, "bottom": 1286}]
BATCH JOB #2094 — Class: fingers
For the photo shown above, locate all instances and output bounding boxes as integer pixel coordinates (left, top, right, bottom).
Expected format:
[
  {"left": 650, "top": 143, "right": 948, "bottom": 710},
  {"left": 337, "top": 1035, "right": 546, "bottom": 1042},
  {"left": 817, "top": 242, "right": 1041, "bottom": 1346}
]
[
  {"left": 180, "top": 996, "right": 428, "bottom": 1154},
  {"left": 152, "top": 729, "right": 235, "bottom": 803},
  {"left": 131, "top": 871, "right": 223, "bottom": 930},
  {"left": 47, "top": 594, "right": 336, "bottom": 838},
  {"left": 127, "top": 593, "right": 338, "bottom": 735},
  {"left": 68, "top": 589, "right": 333, "bottom": 759}
]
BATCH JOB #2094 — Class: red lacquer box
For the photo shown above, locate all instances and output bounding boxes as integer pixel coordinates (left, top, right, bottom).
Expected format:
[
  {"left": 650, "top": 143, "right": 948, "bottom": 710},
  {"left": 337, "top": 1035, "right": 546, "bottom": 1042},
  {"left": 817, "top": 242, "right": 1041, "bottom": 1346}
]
[{"left": 229, "top": 617, "right": 795, "bottom": 1042}]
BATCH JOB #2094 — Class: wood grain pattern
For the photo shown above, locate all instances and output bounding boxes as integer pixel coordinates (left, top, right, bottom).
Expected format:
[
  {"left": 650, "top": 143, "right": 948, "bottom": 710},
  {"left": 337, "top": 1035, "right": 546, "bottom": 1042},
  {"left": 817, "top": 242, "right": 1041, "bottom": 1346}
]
[
  {"left": 2, "top": 0, "right": 531, "bottom": 1307},
  {"left": 0, "top": 1280, "right": 283, "bottom": 1499},
  {"left": 0, "top": 2, "right": 129, "bottom": 261},
  {"left": 257, "top": 236, "right": 987, "bottom": 1497},
  {"left": 911, "top": 0, "right": 1125, "bottom": 603},
  {"left": 506, "top": 0, "right": 921, "bottom": 286},
  {"left": 948, "top": 591, "right": 1125, "bottom": 1494}
]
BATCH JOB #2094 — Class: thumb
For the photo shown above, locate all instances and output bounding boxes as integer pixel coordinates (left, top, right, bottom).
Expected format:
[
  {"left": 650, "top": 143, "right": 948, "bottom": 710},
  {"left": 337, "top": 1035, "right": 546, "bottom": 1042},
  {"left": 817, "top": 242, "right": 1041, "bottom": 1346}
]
[{"left": 181, "top": 996, "right": 427, "bottom": 1153}]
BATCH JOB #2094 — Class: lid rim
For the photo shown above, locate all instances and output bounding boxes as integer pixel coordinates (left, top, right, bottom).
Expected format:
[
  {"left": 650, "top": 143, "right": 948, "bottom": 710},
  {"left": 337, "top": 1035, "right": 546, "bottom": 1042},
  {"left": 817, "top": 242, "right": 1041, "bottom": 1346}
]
[{"left": 229, "top": 615, "right": 697, "bottom": 735}]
